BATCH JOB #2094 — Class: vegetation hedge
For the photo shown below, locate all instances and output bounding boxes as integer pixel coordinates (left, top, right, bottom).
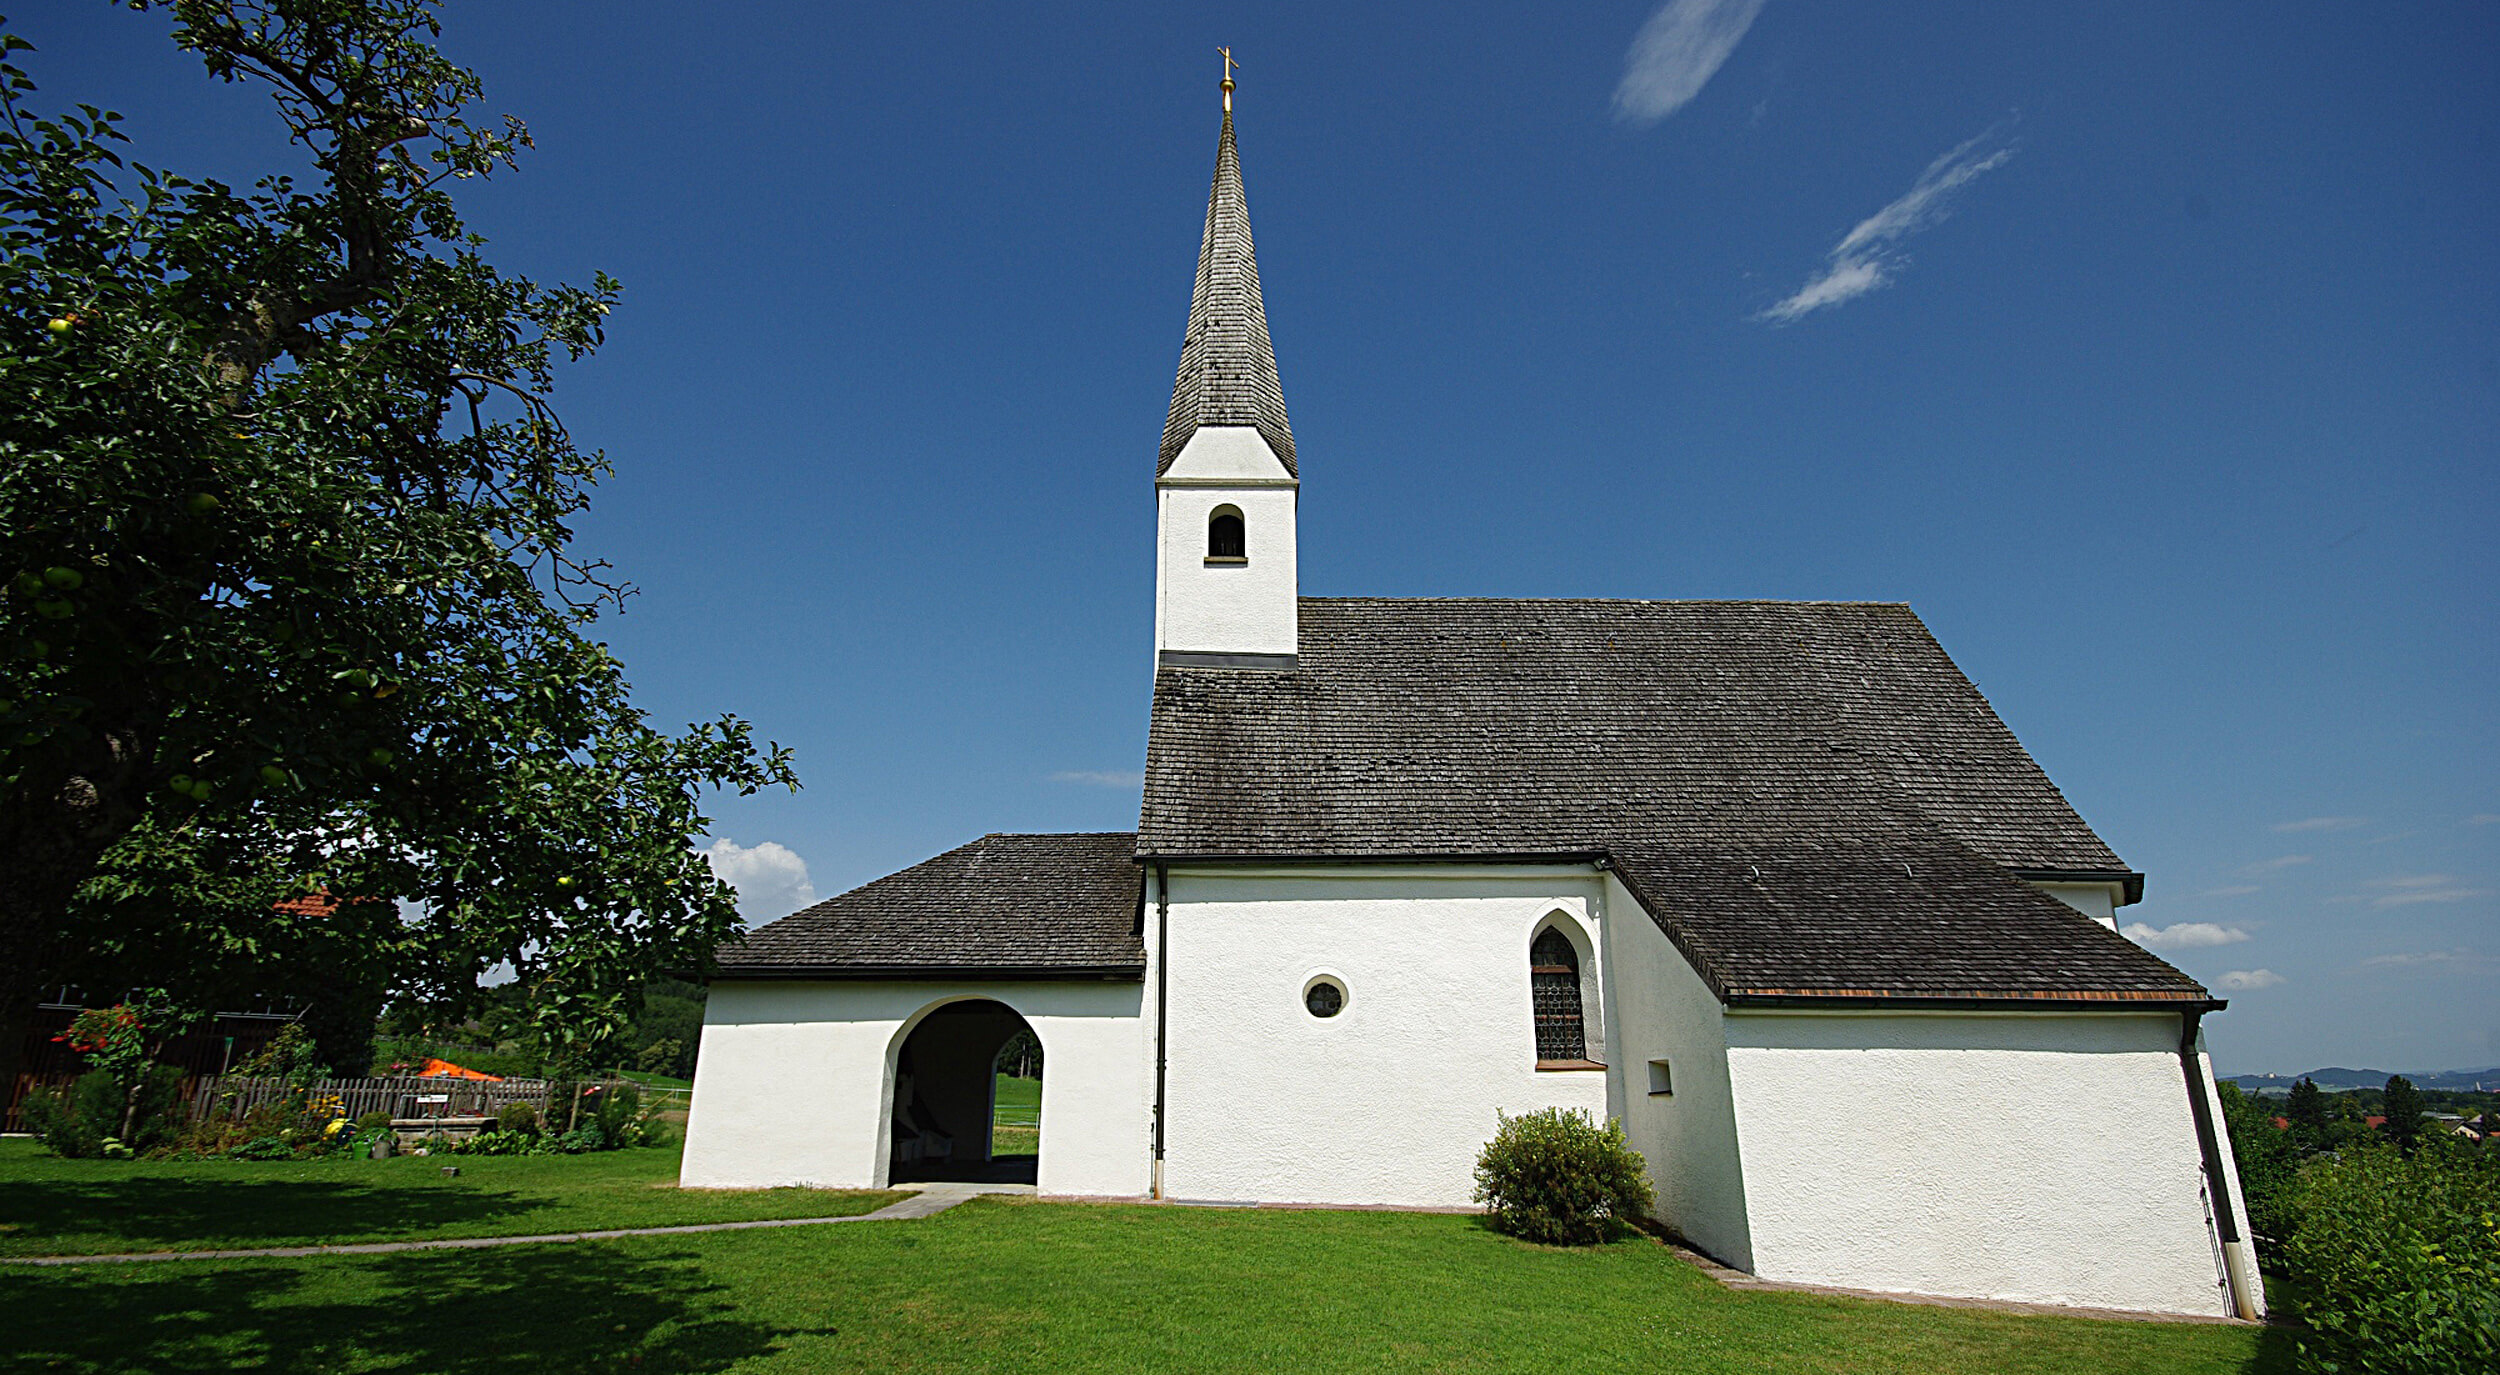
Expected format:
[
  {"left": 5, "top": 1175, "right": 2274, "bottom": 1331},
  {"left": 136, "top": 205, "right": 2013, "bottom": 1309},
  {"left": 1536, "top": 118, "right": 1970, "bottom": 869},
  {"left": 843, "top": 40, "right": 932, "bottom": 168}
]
[
  {"left": 2278, "top": 1138, "right": 2499, "bottom": 1375},
  {"left": 1473, "top": 1108, "right": 1655, "bottom": 1246},
  {"left": 21, "top": 1067, "right": 187, "bottom": 1158}
]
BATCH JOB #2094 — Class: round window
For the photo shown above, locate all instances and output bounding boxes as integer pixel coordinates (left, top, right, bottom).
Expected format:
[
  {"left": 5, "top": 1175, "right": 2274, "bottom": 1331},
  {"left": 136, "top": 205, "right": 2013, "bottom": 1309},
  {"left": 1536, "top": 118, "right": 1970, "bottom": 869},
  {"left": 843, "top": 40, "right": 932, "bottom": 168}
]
[{"left": 1304, "top": 977, "right": 1345, "bottom": 1018}]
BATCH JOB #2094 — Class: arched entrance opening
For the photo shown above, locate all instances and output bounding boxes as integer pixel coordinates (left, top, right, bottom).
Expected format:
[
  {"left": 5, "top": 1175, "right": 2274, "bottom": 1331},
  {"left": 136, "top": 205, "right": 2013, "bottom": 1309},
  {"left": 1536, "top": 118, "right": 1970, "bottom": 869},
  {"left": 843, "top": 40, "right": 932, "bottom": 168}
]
[{"left": 889, "top": 999, "right": 1041, "bottom": 1185}]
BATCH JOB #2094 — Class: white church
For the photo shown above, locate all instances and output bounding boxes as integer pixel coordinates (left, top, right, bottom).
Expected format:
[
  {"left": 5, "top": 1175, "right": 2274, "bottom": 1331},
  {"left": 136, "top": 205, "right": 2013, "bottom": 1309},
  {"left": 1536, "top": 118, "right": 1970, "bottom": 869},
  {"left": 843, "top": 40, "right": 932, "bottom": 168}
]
[{"left": 682, "top": 85, "right": 2262, "bottom": 1320}]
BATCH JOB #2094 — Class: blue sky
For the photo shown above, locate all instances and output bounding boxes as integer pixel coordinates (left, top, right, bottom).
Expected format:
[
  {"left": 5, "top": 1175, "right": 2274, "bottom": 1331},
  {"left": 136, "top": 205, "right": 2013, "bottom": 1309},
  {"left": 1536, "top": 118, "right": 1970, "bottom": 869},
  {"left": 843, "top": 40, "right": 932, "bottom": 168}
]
[{"left": 18, "top": 2, "right": 2495, "bottom": 1074}]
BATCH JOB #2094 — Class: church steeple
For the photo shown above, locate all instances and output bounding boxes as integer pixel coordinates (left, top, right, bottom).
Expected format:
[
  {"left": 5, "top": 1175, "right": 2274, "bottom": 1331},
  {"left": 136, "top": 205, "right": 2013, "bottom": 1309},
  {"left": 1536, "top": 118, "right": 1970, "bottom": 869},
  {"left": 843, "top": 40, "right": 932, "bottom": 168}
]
[
  {"left": 1158, "top": 95, "right": 1295, "bottom": 478},
  {"left": 1154, "top": 64, "right": 1300, "bottom": 671}
]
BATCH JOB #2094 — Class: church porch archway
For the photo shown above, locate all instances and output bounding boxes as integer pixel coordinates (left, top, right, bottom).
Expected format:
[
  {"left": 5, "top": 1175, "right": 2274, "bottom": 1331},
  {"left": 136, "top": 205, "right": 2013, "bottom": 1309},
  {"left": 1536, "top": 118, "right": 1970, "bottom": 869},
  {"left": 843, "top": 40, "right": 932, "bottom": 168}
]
[{"left": 887, "top": 998, "right": 1043, "bottom": 1185}]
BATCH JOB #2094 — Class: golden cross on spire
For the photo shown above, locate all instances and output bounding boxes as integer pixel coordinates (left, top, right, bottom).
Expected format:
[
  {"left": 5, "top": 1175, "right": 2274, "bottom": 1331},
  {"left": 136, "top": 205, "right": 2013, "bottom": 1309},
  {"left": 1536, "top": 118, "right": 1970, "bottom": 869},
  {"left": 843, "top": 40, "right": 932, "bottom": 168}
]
[{"left": 1219, "top": 46, "right": 1237, "bottom": 112}]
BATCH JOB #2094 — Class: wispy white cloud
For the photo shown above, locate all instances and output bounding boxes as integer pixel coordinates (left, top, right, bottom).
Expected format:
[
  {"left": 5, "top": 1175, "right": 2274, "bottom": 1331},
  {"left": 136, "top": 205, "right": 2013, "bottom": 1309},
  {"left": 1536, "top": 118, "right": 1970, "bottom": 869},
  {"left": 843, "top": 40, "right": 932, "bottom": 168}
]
[
  {"left": 2366, "top": 875, "right": 2493, "bottom": 908},
  {"left": 2215, "top": 969, "right": 2285, "bottom": 991},
  {"left": 1051, "top": 770, "right": 1143, "bottom": 789},
  {"left": 2240, "top": 854, "right": 2314, "bottom": 876},
  {"left": 1759, "top": 122, "right": 2018, "bottom": 323},
  {"left": 2123, "top": 922, "right": 2251, "bottom": 951},
  {"left": 2197, "top": 884, "right": 2263, "bottom": 898},
  {"left": 1613, "top": 0, "right": 1770, "bottom": 126},
  {"left": 700, "top": 837, "right": 818, "bottom": 926},
  {"left": 2274, "top": 816, "right": 2368, "bottom": 833},
  {"left": 2362, "top": 949, "right": 2499, "bottom": 973},
  {"left": 2467, "top": 813, "right": 2500, "bottom": 827}
]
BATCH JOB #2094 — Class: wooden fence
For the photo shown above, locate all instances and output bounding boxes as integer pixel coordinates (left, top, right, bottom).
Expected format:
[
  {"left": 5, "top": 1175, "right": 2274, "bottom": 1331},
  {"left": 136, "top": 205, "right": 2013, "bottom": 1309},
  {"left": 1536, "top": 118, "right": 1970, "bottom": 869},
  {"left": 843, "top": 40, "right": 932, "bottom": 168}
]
[{"left": 189, "top": 1074, "right": 627, "bottom": 1125}]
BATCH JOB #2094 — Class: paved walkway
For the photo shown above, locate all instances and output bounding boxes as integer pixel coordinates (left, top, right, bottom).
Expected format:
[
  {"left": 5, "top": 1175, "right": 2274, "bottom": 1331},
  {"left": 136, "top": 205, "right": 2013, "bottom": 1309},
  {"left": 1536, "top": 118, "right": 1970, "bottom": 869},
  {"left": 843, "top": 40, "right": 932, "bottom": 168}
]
[{"left": 1, "top": 1181, "right": 1026, "bottom": 1268}]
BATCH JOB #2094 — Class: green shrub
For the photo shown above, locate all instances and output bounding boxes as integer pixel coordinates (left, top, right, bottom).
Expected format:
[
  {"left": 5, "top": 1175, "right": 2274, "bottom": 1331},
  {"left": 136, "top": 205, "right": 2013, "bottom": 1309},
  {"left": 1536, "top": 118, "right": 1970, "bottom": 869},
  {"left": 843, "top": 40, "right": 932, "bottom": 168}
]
[
  {"left": 228, "top": 1135, "right": 294, "bottom": 1160},
  {"left": 2217, "top": 1082, "right": 2303, "bottom": 1251},
  {"left": 1472, "top": 1108, "right": 1655, "bottom": 1246},
  {"left": 355, "top": 1110, "right": 394, "bottom": 1134},
  {"left": 2280, "top": 1138, "right": 2500, "bottom": 1374},
  {"left": 454, "top": 1126, "right": 553, "bottom": 1156},
  {"left": 593, "top": 1082, "right": 640, "bottom": 1144},
  {"left": 555, "top": 1124, "right": 605, "bottom": 1154},
  {"left": 23, "top": 1067, "right": 187, "bottom": 1158},
  {"left": 496, "top": 1100, "right": 542, "bottom": 1135}
]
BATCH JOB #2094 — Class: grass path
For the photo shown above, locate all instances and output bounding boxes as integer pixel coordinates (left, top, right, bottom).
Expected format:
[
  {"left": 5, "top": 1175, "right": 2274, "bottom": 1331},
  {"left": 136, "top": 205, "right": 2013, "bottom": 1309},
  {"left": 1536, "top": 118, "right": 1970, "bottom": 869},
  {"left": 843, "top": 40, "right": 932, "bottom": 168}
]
[
  {"left": 0, "top": 1138, "right": 898, "bottom": 1258},
  {"left": 0, "top": 1196, "right": 2293, "bottom": 1374}
]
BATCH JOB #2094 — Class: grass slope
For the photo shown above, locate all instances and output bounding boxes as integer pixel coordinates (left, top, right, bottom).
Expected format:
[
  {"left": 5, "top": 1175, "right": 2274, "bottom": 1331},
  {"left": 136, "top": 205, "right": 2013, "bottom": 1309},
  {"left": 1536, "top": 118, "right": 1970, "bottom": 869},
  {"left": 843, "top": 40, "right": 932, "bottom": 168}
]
[
  {"left": 1, "top": 1197, "right": 2291, "bottom": 1373},
  {"left": 0, "top": 1139, "right": 897, "bottom": 1258}
]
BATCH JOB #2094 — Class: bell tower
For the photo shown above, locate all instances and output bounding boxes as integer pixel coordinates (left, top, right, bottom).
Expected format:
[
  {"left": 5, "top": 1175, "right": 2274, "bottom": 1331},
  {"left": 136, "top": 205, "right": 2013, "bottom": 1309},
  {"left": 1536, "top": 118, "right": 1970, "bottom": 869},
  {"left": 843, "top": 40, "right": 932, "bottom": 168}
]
[{"left": 1155, "top": 59, "right": 1299, "bottom": 671}]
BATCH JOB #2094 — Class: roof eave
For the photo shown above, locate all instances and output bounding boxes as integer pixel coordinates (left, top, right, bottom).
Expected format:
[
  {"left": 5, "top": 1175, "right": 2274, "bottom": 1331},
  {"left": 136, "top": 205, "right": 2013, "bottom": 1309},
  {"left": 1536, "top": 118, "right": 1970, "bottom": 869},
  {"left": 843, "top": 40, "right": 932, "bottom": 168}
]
[
  {"left": 2012, "top": 867, "right": 2147, "bottom": 906},
  {"left": 706, "top": 962, "right": 1146, "bottom": 984},
  {"left": 1723, "top": 991, "right": 2224, "bottom": 1013}
]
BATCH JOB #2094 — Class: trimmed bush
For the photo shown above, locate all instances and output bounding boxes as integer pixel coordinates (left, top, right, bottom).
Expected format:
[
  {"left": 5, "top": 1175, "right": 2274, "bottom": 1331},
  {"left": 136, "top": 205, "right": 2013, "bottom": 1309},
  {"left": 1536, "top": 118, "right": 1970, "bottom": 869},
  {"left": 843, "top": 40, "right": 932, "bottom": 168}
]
[
  {"left": 496, "top": 1100, "right": 541, "bottom": 1136},
  {"left": 1472, "top": 1107, "right": 1655, "bottom": 1246},
  {"left": 354, "top": 1110, "right": 394, "bottom": 1134},
  {"left": 2281, "top": 1138, "right": 2500, "bottom": 1375}
]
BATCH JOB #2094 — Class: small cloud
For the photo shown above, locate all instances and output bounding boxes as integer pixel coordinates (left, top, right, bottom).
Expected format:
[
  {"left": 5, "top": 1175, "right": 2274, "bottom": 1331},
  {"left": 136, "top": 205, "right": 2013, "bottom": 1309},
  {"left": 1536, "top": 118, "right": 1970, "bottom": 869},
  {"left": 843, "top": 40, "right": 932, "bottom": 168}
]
[
  {"left": 1051, "top": 770, "right": 1143, "bottom": 788},
  {"left": 2123, "top": 922, "right": 2251, "bottom": 951},
  {"left": 700, "top": 837, "right": 818, "bottom": 926},
  {"left": 2273, "top": 816, "right": 2367, "bottom": 833},
  {"left": 2214, "top": 969, "right": 2285, "bottom": 992},
  {"left": 1612, "top": 0, "right": 1770, "bottom": 126},
  {"left": 2370, "top": 878, "right": 2493, "bottom": 908},
  {"left": 2362, "top": 949, "right": 2499, "bottom": 974},
  {"left": 1759, "top": 121, "right": 2018, "bottom": 324},
  {"left": 2467, "top": 813, "right": 2500, "bottom": 827},
  {"left": 2239, "top": 854, "right": 2313, "bottom": 876},
  {"left": 2196, "top": 885, "right": 2262, "bottom": 898}
]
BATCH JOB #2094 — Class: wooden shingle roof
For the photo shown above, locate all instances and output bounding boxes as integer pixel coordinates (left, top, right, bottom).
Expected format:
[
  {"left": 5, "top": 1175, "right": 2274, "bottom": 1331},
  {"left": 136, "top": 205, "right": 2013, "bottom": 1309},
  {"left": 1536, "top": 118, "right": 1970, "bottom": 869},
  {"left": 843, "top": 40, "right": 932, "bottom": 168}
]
[
  {"left": 1158, "top": 108, "right": 1295, "bottom": 477},
  {"left": 714, "top": 832, "right": 1144, "bottom": 980},
  {"left": 1140, "top": 597, "right": 2209, "bottom": 1005}
]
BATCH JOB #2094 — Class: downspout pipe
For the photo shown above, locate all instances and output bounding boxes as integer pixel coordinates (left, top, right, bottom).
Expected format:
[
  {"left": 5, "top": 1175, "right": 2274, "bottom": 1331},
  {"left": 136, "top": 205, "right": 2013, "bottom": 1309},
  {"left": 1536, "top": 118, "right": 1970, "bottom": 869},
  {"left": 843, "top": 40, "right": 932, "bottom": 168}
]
[
  {"left": 2179, "top": 1009, "right": 2260, "bottom": 1320},
  {"left": 1152, "top": 864, "right": 1169, "bottom": 1200}
]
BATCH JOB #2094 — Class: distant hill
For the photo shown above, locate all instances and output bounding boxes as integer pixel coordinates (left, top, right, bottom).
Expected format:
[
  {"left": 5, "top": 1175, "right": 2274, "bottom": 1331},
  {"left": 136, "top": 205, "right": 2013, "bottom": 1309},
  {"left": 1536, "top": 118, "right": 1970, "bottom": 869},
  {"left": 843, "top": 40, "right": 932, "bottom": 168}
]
[{"left": 2226, "top": 1066, "right": 2500, "bottom": 1093}]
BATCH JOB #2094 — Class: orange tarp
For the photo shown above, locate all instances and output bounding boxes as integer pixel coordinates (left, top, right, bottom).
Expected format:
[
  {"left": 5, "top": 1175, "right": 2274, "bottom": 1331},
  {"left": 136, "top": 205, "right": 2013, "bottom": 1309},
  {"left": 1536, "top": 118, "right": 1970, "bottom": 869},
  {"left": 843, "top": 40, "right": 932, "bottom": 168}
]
[{"left": 415, "top": 1058, "right": 502, "bottom": 1081}]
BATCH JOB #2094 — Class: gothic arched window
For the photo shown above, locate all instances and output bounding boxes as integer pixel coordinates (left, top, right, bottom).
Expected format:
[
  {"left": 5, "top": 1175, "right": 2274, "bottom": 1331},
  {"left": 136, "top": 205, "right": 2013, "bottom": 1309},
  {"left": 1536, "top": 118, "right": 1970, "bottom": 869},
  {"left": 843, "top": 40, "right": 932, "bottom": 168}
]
[
  {"left": 1207, "top": 506, "right": 1246, "bottom": 561},
  {"left": 1531, "top": 926, "right": 1588, "bottom": 1064}
]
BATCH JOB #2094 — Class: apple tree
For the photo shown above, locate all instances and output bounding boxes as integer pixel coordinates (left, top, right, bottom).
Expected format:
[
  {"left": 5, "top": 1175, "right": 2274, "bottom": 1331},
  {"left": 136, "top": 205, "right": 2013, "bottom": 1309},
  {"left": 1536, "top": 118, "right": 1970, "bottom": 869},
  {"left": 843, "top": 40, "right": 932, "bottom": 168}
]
[{"left": 0, "top": 1, "right": 797, "bottom": 1086}]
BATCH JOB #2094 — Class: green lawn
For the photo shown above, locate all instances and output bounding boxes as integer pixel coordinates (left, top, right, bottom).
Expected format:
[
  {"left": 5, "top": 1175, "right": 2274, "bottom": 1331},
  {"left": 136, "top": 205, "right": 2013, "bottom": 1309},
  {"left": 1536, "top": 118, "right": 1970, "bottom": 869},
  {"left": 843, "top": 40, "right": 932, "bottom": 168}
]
[
  {"left": 0, "top": 1138, "right": 897, "bottom": 1258},
  {"left": 992, "top": 1073, "right": 1039, "bottom": 1157},
  {"left": 0, "top": 1196, "right": 2291, "bottom": 1373}
]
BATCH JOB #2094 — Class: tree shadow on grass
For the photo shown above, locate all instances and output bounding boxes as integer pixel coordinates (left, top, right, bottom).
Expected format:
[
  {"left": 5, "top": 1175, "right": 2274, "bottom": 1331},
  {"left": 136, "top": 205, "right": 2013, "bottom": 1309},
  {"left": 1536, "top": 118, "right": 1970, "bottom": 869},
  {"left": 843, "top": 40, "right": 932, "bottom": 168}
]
[
  {"left": 0, "top": 1243, "right": 811, "bottom": 1374},
  {"left": 0, "top": 1177, "right": 548, "bottom": 1253}
]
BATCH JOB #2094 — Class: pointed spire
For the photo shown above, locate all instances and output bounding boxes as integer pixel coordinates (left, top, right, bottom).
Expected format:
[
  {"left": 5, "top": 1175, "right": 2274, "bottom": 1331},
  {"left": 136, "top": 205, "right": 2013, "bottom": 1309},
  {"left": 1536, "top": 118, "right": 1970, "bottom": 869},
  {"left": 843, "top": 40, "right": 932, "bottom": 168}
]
[{"left": 1159, "top": 92, "right": 1296, "bottom": 478}]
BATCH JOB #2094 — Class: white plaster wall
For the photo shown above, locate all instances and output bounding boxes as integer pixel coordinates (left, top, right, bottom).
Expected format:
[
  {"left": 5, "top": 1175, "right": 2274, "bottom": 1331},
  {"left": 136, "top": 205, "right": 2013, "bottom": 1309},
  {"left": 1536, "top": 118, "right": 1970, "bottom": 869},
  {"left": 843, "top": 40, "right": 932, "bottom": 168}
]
[
  {"left": 1158, "top": 866, "right": 1610, "bottom": 1207},
  {"left": 1155, "top": 433, "right": 1297, "bottom": 660},
  {"left": 1595, "top": 872, "right": 1753, "bottom": 1268},
  {"left": 2028, "top": 880, "right": 2123, "bottom": 930},
  {"left": 681, "top": 979, "right": 1152, "bottom": 1198},
  {"left": 1162, "top": 425, "right": 1292, "bottom": 482},
  {"left": 1722, "top": 1010, "right": 2239, "bottom": 1316}
]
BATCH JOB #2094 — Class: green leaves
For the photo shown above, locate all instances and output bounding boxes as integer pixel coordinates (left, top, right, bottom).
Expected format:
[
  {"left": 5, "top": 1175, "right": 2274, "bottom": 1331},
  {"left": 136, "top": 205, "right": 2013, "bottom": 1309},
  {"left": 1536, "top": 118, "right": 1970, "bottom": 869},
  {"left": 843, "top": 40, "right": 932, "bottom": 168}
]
[
  {"left": 1, "top": 3, "right": 797, "bottom": 1058},
  {"left": 1473, "top": 1108, "right": 1656, "bottom": 1247}
]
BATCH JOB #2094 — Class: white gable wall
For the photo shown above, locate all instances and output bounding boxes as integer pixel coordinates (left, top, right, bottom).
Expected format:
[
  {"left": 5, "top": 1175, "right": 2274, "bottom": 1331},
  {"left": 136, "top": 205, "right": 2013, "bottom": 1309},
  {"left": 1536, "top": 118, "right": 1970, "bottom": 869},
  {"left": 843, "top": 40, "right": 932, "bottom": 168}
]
[
  {"left": 1721, "top": 1009, "right": 2251, "bottom": 1316},
  {"left": 2027, "top": 880, "right": 2125, "bottom": 930},
  {"left": 681, "top": 978, "right": 1153, "bottom": 1197},
  {"left": 1158, "top": 865, "right": 1609, "bottom": 1207},
  {"left": 1597, "top": 871, "right": 1754, "bottom": 1268}
]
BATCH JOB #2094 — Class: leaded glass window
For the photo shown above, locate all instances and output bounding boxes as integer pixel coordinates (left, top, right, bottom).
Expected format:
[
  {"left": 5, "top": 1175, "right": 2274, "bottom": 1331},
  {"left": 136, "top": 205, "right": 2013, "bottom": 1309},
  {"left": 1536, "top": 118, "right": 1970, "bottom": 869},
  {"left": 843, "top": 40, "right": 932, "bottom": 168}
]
[{"left": 1531, "top": 927, "right": 1586, "bottom": 1062}]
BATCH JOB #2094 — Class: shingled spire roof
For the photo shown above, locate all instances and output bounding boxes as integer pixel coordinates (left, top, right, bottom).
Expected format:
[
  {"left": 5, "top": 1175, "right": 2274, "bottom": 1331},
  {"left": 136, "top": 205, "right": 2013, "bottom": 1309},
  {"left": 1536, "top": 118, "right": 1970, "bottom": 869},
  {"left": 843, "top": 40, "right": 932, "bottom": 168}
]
[{"left": 1159, "top": 107, "right": 1297, "bottom": 478}]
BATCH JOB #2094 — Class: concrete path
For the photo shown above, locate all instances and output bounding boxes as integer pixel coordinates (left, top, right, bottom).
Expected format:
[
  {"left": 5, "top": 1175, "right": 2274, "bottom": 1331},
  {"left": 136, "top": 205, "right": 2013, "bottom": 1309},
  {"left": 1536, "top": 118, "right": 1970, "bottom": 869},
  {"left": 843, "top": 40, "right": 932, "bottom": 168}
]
[{"left": 0, "top": 1181, "right": 1025, "bottom": 1268}]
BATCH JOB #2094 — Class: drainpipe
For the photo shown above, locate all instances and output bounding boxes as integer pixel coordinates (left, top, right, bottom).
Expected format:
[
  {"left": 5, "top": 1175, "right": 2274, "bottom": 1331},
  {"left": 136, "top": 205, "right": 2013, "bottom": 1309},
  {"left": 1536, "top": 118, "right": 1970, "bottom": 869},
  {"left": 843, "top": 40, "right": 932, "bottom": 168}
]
[
  {"left": 1152, "top": 864, "right": 1169, "bottom": 1201},
  {"left": 2179, "top": 1008, "right": 2260, "bottom": 1320}
]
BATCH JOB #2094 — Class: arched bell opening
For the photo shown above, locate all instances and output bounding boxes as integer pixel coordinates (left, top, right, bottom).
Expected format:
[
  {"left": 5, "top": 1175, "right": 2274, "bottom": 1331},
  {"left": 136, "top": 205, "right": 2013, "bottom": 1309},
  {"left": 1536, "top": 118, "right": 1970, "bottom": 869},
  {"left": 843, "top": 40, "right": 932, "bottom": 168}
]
[{"left": 888, "top": 999, "right": 1042, "bottom": 1185}]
